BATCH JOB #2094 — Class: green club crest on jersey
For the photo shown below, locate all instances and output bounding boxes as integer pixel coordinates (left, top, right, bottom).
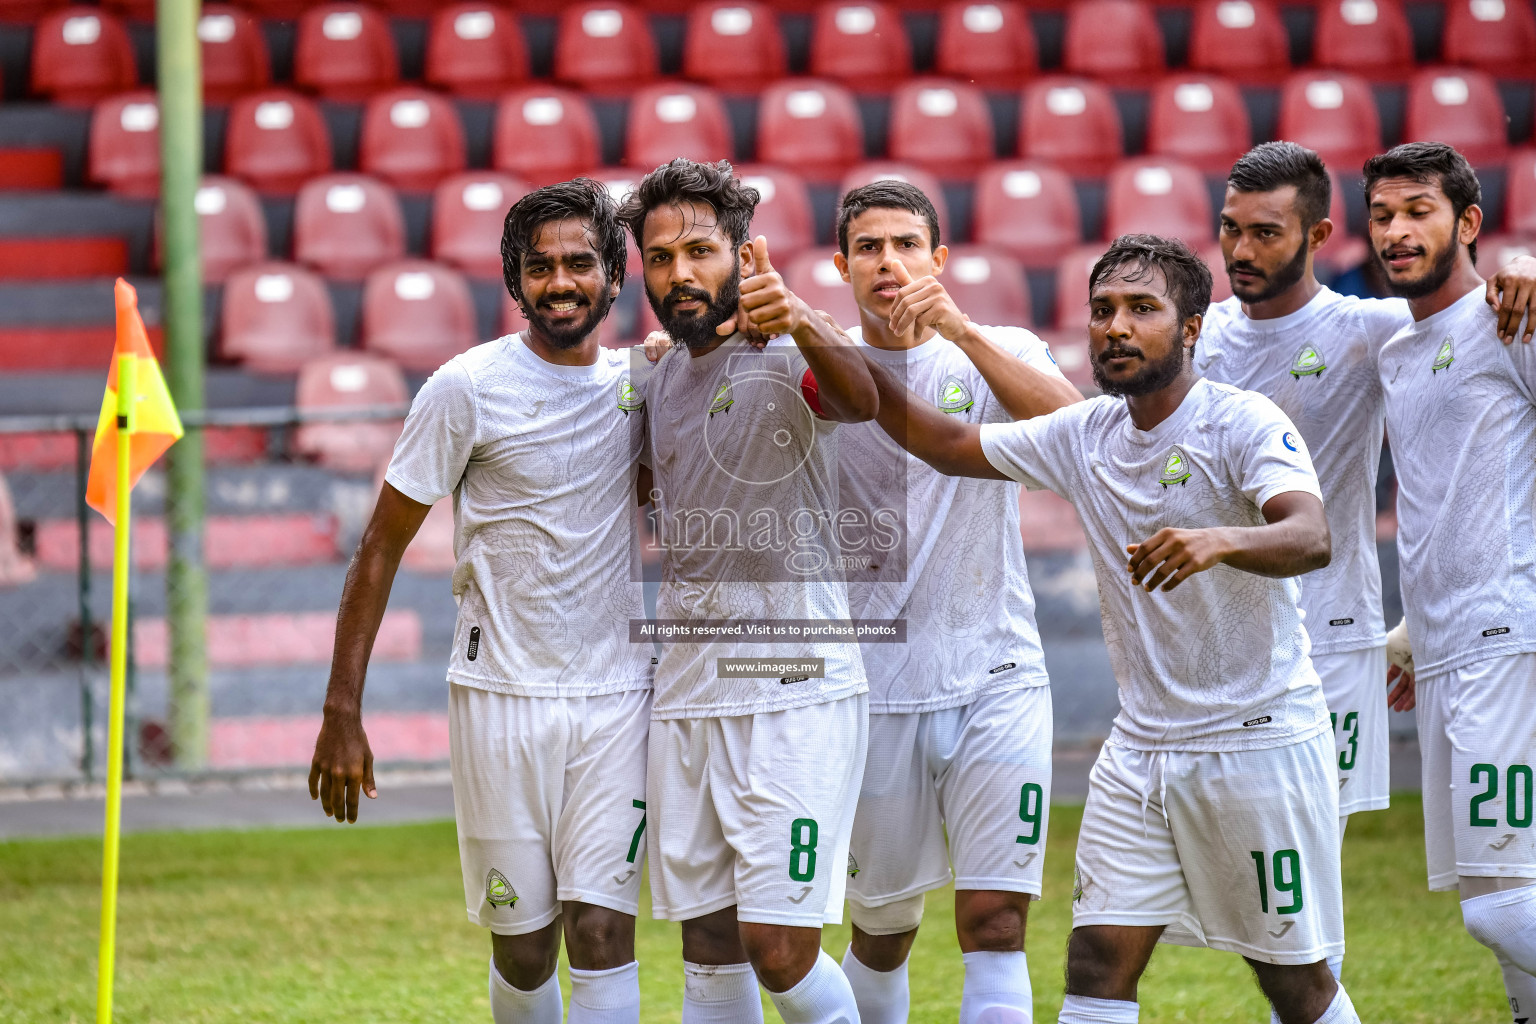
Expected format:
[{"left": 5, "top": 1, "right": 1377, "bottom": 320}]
[
  {"left": 1432, "top": 334, "right": 1455, "bottom": 373},
  {"left": 1289, "top": 343, "right": 1326, "bottom": 378},
  {"left": 616, "top": 373, "right": 644, "bottom": 415},
  {"left": 937, "top": 374, "right": 974, "bottom": 414},
  {"left": 486, "top": 869, "right": 518, "bottom": 907},
  {"left": 1159, "top": 445, "right": 1192, "bottom": 487},
  {"left": 847, "top": 852, "right": 860, "bottom": 877},
  {"left": 708, "top": 378, "right": 734, "bottom": 416}
]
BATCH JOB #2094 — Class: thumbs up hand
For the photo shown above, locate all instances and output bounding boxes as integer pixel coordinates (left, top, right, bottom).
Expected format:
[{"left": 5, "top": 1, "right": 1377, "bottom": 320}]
[
  {"left": 739, "top": 235, "right": 810, "bottom": 339},
  {"left": 887, "top": 257, "right": 968, "bottom": 341}
]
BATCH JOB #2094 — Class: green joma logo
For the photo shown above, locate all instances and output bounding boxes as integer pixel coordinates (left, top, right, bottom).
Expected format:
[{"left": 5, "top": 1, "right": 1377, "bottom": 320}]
[
  {"left": 1159, "top": 446, "right": 1191, "bottom": 487},
  {"left": 709, "top": 378, "right": 734, "bottom": 416},
  {"left": 617, "top": 374, "right": 644, "bottom": 414},
  {"left": 1432, "top": 335, "right": 1454, "bottom": 373},
  {"left": 486, "top": 869, "right": 518, "bottom": 907},
  {"left": 937, "top": 374, "right": 974, "bottom": 413},
  {"left": 1289, "top": 343, "right": 1326, "bottom": 378}
]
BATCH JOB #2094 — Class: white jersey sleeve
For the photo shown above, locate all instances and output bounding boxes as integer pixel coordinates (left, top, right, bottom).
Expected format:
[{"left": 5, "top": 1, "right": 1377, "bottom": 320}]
[
  {"left": 978, "top": 402, "right": 1088, "bottom": 498},
  {"left": 385, "top": 360, "right": 478, "bottom": 506},
  {"left": 987, "top": 325, "right": 1072, "bottom": 379},
  {"left": 1227, "top": 400, "right": 1324, "bottom": 510}
]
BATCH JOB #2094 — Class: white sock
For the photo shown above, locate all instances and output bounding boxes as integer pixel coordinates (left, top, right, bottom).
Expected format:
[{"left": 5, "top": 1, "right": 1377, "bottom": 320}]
[
  {"left": 1313, "top": 982, "right": 1361, "bottom": 1024},
  {"left": 1057, "top": 994, "right": 1139, "bottom": 1023},
  {"left": 960, "top": 950, "right": 1033, "bottom": 1024},
  {"left": 1496, "top": 954, "right": 1536, "bottom": 1023},
  {"left": 569, "top": 961, "right": 640, "bottom": 1024},
  {"left": 489, "top": 959, "right": 562, "bottom": 1024},
  {"left": 841, "top": 945, "right": 910, "bottom": 1024},
  {"left": 767, "top": 948, "right": 861, "bottom": 1024},
  {"left": 683, "top": 961, "right": 763, "bottom": 1024},
  {"left": 1464, "top": 886, "right": 1536, "bottom": 975}
]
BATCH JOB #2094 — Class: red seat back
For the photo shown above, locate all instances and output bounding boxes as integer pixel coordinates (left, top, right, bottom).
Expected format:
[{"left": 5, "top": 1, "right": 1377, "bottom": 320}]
[
  {"left": 432, "top": 171, "right": 532, "bottom": 277},
  {"left": 1063, "top": 0, "right": 1162, "bottom": 86},
  {"left": 1018, "top": 76, "right": 1123, "bottom": 177},
  {"left": 839, "top": 162, "right": 950, "bottom": 243},
  {"left": 1275, "top": 71, "right": 1381, "bottom": 174},
  {"left": 887, "top": 77, "right": 994, "bottom": 180},
  {"left": 940, "top": 245, "right": 1032, "bottom": 327},
  {"left": 784, "top": 251, "right": 860, "bottom": 328},
  {"left": 1311, "top": 0, "right": 1413, "bottom": 78},
  {"left": 221, "top": 261, "right": 337, "bottom": 373},
  {"left": 935, "top": 1, "right": 1036, "bottom": 90},
  {"left": 736, "top": 164, "right": 815, "bottom": 260},
  {"left": 492, "top": 86, "right": 600, "bottom": 186},
  {"left": 625, "top": 84, "right": 733, "bottom": 170},
  {"left": 1314, "top": 168, "right": 1370, "bottom": 273},
  {"left": 683, "top": 1, "right": 786, "bottom": 92},
  {"left": 293, "top": 2, "right": 398, "bottom": 101},
  {"left": 554, "top": 2, "right": 657, "bottom": 92},
  {"left": 1053, "top": 243, "right": 1107, "bottom": 331},
  {"left": 1104, "top": 158, "right": 1214, "bottom": 244},
  {"left": 973, "top": 160, "right": 1082, "bottom": 268},
  {"left": 31, "top": 7, "right": 136, "bottom": 106},
  {"left": 293, "top": 352, "right": 409, "bottom": 474},
  {"left": 1404, "top": 67, "right": 1509, "bottom": 167},
  {"left": 757, "top": 78, "right": 864, "bottom": 184},
  {"left": 1507, "top": 149, "right": 1536, "bottom": 236},
  {"left": 89, "top": 90, "right": 161, "bottom": 197},
  {"left": 425, "top": 4, "right": 529, "bottom": 99},
  {"left": 226, "top": 89, "right": 333, "bottom": 194},
  {"left": 1146, "top": 74, "right": 1251, "bottom": 174},
  {"left": 293, "top": 173, "right": 406, "bottom": 280},
  {"left": 158, "top": 175, "right": 269, "bottom": 283},
  {"left": 361, "top": 259, "right": 480, "bottom": 371},
  {"left": 1187, "top": 0, "right": 1290, "bottom": 83},
  {"left": 359, "top": 86, "right": 467, "bottom": 192},
  {"left": 809, "top": 1, "right": 911, "bottom": 92},
  {"left": 1444, "top": 0, "right": 1536, "bottom": 80},
  {"left": 198, "top": 5, "right": 270, "bottom": 103}
]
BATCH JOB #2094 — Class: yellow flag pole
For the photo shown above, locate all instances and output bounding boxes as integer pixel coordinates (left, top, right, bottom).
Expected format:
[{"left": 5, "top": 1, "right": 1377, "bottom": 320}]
[{"left": 96, "top": 351, "right": 136, "bottom": 1024}]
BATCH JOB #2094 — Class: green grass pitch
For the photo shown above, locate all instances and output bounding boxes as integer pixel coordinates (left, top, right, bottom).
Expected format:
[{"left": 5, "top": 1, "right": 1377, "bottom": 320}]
[{"left": 0, "top": 795, "right": 1510, "bottom": 1022}]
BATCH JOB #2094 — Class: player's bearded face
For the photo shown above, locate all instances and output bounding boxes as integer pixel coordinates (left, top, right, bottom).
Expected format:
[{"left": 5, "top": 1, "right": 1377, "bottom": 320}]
[
  {"left": 1088, "top": 269, "right": 1191, "bottom": 397},
  {"left": 651, "top": 273, "right": 741, "bottom": 350},
  {"left": 525, "top": 275, "right": 617, "bottom": 349},
  {"left": 1091, "top": 322, "right": 1188, "bottom": 396},
  {"left": 1368, "top": 179, "right": 1469, "bottom": 299},
  {"left": 1226, "top": 234, "right": 1308, "bottom": 304},
  {"left": 640, "top": 202, "right": 744, "bottom": 350},
  {"left": 518, "top": 219, "right": 619, "bottom": 349}
]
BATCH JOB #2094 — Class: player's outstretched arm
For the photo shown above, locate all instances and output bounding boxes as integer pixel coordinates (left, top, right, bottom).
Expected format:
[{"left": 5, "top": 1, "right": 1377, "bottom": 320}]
[
  {"left": 1126, "top": 490, "right": 1330, "bottom": 593},
  {"left": 1485, "top": 253, "right": 1536, "bottom": 345},
  {"left": 864, "top": 351, "right": 1008, "bottom": 480},
  {"left": 887, "top": 260, "right": 1082, "bottom": 420},
  {"left": 310, "top": 482, "right": 431, "bottom": 823},
  {"left": 739, "top": 236, "right": 878, "bottom": 422}
]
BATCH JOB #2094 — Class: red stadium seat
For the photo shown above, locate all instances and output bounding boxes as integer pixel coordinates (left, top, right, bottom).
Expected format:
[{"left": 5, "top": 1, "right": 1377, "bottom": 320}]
[
  {"left": 1187, "top": 0, "right": 1289, "bottom": 83},
  {"left": 784, "top": 251, "right": 860, "bottom": 327},
  {"left": 1311, "top": 0, "right": 1413, "bottom": 79},
  {"left": 492, "top": 86, "right": 600, "bottom": 186},
  {"left": 972, "top": 160, "right": 1082, "bottom": 268},
  {"left": 361, "top": 259, "right": 479, "bottom": 371},
  {"left": 1275, "top": 71, "right": 1381, "bottom": 174},
  {"left": 736, "top": 164, "right": 815, "bottom": 259},
  {"left": 939, "top": 245, "right": 1032, "bottom": 327},
  {"left": 1475, "top": 235, "right": 1536, "bottom": 275},
  {"left": 221, "top": 261, "right": 337, "bottom": 373},
  {"left": 359, "top": 86, "right": 467, "bottom": 192},
  {"left": 1314, "top": 168, "right": 1370, "bottom": 273},
  {"left": 1146, "top": 74, "right": 1251, "bottom": 174},
  {"left": 1507, "top": 149, "right": 1536, "bottom": 236},
  {"left": 425, "top": 4, "right": 529, "bottom": 99},
  {"left": 625, "top": 84, "right": 733, "bottom": 169},
  {"left": 1404, "top": 67, "right": 1509, "bottom": 166},
  {"left": 756, "top": 78, "right": 864, "bottom": 183},
  {"left": 887, "top": 77, "right": 994, "bottom": 180},
  {"left": 683, "top": 1, "right": 786, "bottom": 93},
  {"left": 1103, "top": 157, "right": 1214, "bottom": 244},
  {"left": 839, "top": 162, "right": 951, "bottom": 242},
  {"left": 1062, "top": 0, "right": 1162, "bottom": 86},
  {"left": 157, "top": 175, "right": 269, "bottom": 283},
  {"left": 935, "top": 1, "right": 1037, "bottom": 90},
  {"left": 809, "top": 1, "right": 911, "bottom": 93},
  {"left": 1200, "top": 241, "right": 1234, "bottom": 302},
  {"left": 554, "top": 2, "right": 657, "bottom": 93},
  {"left": 1444, "top": 0, "right": 1536, "bottom": 80},
  {"left": 432, "top": 172, "right": 531, "bottom": 277},
  {"left": 225, "top": 89, "right": 332, "bottom": 194},
  {"left": 293, "top": 353, "right": 408, "bottom": 474},
  {"left": 89, "top": 90, "right": 161, "bottom": 197},
  {"left": 293, "top": 173, "right": 406, "bottom": 280},
  {"left": 293, "top": 2, "right": 398, "bottom": 101},
  {"left": 1018, "top": 76, "right": 1122, "bottom": 177},
  {"left": 1053, "top": 243, "right": 1107, "bottom": 331},
  {"left": 198, "top": 4, "right": 270, "bottom": 104},
  {"left": 30, "top": 7, "right": 136, "bottom": 106}
]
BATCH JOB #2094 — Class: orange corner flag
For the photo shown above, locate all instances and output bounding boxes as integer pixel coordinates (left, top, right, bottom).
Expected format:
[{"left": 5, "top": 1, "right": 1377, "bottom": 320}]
[{"left": 85, "top": 279, "right": 184, "bottom": 524}]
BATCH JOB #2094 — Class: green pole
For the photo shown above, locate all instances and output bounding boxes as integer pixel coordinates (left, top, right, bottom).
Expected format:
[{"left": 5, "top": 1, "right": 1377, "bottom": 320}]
[{"left": 158, "top": 0, "right": 208, "bottom": 770}]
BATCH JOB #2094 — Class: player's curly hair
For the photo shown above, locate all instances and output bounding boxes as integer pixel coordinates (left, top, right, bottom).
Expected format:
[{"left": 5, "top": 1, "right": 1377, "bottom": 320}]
[
  {"left": 618, "top": 158, "right": 760, "bottom": 251},
  {"left": 1363, "top": 141, "right": 1482, "bottom": 265},
  {"left": 835, "top": 179, "right": 942, "bottom": 255},
  {"left": 1228, "top": 141, "right": 1331, "bottom": 229},
  {"left": 500, "top": 178, "right": 628, "bottom": 306},
  {"left": 1089, "top": 234, "right": 1213, "bottom": 326}
]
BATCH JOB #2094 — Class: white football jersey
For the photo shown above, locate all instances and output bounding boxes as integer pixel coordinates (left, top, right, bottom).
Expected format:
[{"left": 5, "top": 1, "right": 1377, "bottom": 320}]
[
  {"left": 1196, "top": 288, "right": 1409, "bottom": 656},
  {"left": 979, "top": 378, "right": 1331, "bottom": 752},
  {"left": 385, "top": 334, "right": 652, "bottom": 697},
  {"left": 840, "top": 325, "right": 1058, "bottom": 712},
  {"left": 644, "top": 333, "right": 868, "bottom": 720},
  {"left": 1377, "top": 285, "right": 1536, "bottom": 677}
]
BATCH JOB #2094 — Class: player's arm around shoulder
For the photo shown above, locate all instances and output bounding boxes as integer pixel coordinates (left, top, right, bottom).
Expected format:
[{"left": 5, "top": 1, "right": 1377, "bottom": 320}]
[{"left": 1484, "top": 252, "right": 1536, "bottom": 346}]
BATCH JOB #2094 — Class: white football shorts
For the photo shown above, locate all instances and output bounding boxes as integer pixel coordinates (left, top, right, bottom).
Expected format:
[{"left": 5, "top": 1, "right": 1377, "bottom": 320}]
[{"left": 1316, "top": 645, "right": 1391, "bottom": 818}]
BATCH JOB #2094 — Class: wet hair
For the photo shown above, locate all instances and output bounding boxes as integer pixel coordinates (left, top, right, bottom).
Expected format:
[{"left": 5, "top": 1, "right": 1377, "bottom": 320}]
[
  {"left": 618, "top": 158, "right": 760, "bottom": 250},
  {"left": 836, "top": 179, "right": 942, "bottom": 255},
  {"left": 1227, "top": 141, "right": 1332, "bottom": 229},
  {"left": 1089, "top": 234, "right": 1213, "bottom": 326},
  {"left": 500, "top": 178, "right": 627, "bottom": 304},
  {"left": 1362, "top": 141, "right": 1482, "bottom": 265}
]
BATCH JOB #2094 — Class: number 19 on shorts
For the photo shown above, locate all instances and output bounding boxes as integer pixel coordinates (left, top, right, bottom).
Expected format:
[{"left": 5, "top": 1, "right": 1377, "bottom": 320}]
[{"left": 1251, "top": 849, "right": 1304, "bottom": 914}]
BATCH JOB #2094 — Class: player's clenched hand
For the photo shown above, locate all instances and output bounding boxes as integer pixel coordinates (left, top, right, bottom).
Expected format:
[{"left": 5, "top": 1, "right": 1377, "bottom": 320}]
[
  {"left": 310, "top": 710, "right": 376, "bottom": 823},
  {"left": 888, "top": 260, "right": 968, "bottom": 340},
  {"left": 739, "top": 236, "right": 811, "bottom": 337},
  {"left": 1485, "top": 254, "right": 1536, "bottom": 345},
  {"left": 1126, "top": 527, "right": 1232, "bottom": 592},
  {"left": 1386, "top": 663, "right": 1416, "bottom": 712}
]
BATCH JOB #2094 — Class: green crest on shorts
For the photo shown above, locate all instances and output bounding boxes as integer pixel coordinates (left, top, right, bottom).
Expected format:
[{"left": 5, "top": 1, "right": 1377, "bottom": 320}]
[
  {"left": 1432, "top": 335, "right": 1455, "bottom": 373},
  {"left": 486, "top": 869, "right": 518, "bottom": 907},
  {"left": 1159, "top": 446, "right": 1191, "bottom": 488},
  {"left": 1289, "top": 343, "right": 1326, "bottom": 379}
]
